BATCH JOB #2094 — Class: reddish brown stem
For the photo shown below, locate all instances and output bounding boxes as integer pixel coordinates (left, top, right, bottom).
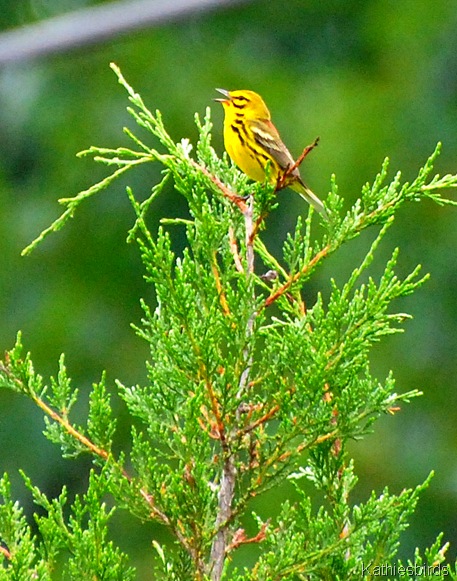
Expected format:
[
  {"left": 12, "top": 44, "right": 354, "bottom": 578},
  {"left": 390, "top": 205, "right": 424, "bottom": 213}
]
[
  {"left": 264, "top": 244, "right": 330, "bottom": 308},
  {"left": 226, "top": 521, "right": 269, "bottom": 552},
  {"left": 229, "top": 226, "right": 244, "bottom": 273},
  {"left": 276, "top": 137, "right": 320, "bottom": 191},
  {"left": 190, "top": 160, "right": 248, "bottom": 213},
  {"left": 0, "top": 361, "right": 206, "bottom": 570},
  {"left": 239, "top": 404, "right": 280, "bottom": 435}
]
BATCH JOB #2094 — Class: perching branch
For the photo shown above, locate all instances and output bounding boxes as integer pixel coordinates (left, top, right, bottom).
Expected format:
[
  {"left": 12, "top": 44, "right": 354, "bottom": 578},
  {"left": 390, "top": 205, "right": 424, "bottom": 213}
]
[{"left": 276, "top": 136, "right": 320, "bottom": 191}]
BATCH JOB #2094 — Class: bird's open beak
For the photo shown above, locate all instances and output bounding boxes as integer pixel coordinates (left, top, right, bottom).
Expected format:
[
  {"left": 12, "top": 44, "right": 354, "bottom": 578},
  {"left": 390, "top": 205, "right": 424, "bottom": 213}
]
[{"left": 214, "top": 88, "right": 231, "bottom": 103}]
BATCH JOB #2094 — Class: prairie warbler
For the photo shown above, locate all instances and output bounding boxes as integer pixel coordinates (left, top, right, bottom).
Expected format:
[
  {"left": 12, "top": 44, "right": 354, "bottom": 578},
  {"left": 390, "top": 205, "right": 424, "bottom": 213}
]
[{"left": 215, "top": 88, "right": 327, "bottom": 217}]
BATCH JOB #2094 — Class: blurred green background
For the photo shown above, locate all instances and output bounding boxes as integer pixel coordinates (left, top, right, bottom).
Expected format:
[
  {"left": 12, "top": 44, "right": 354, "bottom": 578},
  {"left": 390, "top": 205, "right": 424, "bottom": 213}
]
[{"left": 1, "top": 0, "right": 457, "bottom": 576}]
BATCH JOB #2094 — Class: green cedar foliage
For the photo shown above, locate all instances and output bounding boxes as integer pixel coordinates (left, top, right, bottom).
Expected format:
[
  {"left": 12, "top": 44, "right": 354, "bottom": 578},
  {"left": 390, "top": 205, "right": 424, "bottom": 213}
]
[{"left": 1, "top": 64, "right": 457, "bottom": 579}]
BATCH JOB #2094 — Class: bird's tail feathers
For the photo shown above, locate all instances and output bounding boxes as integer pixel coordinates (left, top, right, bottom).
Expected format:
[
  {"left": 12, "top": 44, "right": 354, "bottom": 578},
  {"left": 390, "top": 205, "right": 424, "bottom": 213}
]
[{"left": 292, "top": 180, "right": 328, "bottom": 220}]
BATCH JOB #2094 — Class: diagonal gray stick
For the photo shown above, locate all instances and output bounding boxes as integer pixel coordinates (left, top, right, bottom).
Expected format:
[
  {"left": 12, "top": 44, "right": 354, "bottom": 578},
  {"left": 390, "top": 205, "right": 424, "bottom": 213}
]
[{"left": 0, "top": 0, "right": 250, "bottom": 65}]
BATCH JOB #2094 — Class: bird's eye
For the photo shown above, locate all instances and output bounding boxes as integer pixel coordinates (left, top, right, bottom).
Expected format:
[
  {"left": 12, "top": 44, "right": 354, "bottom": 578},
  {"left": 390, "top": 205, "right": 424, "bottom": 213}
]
[{"left": 232, "top": 95, "right": 249, "bottom": 109}]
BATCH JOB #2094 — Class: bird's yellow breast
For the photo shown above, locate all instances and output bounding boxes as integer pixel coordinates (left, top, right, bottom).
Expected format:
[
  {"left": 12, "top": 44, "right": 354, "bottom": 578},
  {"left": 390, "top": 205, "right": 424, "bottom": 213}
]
[{"left": 223, "top": 118, "right": 271, "bottom": 183}]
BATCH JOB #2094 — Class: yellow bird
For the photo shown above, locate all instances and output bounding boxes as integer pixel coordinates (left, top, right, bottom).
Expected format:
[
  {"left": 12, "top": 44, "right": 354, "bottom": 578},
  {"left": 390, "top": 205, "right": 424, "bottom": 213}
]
[{"left": 215, "top": 88, "right": 327, "bottom": 218}]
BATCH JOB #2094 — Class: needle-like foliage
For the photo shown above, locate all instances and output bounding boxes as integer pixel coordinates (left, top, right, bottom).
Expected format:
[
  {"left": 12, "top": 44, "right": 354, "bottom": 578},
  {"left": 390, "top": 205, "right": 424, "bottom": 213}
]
[{"left": 1, "top": 64, "right": 457, "bottom": 580}]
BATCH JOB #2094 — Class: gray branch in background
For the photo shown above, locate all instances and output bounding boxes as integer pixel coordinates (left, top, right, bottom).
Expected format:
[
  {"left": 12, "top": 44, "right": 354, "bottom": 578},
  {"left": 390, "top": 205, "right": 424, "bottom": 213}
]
[{"left": 0, "top": 0, "right": 249, "bottom": 65}]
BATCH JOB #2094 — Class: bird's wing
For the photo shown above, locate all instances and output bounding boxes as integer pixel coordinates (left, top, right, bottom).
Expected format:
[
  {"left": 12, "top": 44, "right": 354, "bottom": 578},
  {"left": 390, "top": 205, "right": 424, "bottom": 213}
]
[{"left": 250, "top": 119, "right": 297, "bottom": 174}]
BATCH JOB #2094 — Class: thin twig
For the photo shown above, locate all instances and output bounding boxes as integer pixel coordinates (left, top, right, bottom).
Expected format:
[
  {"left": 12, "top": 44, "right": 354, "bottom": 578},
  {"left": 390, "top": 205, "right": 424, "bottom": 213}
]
[
  {"left": 264, "top": 244, "right": 330, "bottom": 308},
  {"left": 0, "top": 361, "right": 206, "bottom": 570},
  {"left": 29, "top": 393, "right": 173, "bottom": 530},
  {"left": 226, "top": 521, "right": 269, "bottom": 552},
  {"left": 211, "top": 251, "right": 231, "bottom": 316},
  {"left": 239, "top": 404, "right": 280, "bottom": 435},
  {"left": 276, "top": 137, "right": 320, "bottom": 191},
  {"left": 248, "top": 208, "right": 268, "bottom": 246},
  {"left": 238, "top": 196, "right": 256, "bottom": 397},
  {"left": 190, "top": 160, "right": 248, "bottom": 212},
  {"left": 229, "top": 226, "right": 244, "bottom": 273},
  {"left": 244, "top": 196, "right": 255, "bottom": 274}
]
